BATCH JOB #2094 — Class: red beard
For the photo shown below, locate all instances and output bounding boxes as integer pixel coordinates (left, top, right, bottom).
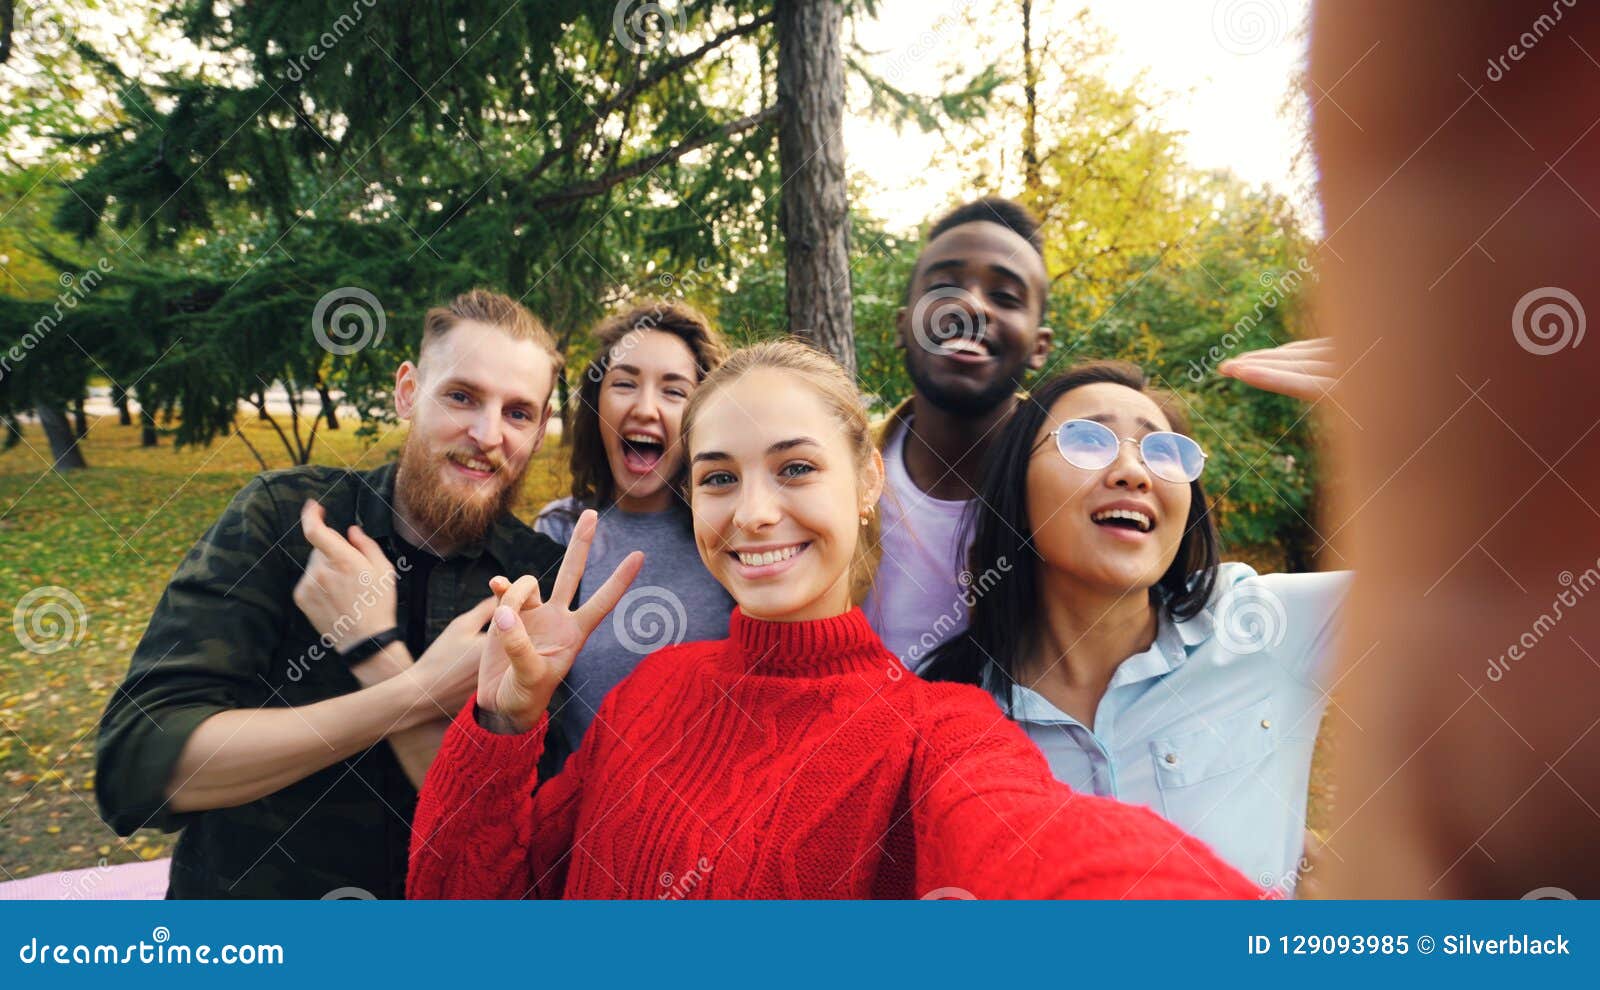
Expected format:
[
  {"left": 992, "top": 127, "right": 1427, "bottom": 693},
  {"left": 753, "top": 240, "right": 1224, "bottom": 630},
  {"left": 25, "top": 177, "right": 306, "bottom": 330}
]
[{"left": 395, "top": 434, "right": 526, "bottom": 553}]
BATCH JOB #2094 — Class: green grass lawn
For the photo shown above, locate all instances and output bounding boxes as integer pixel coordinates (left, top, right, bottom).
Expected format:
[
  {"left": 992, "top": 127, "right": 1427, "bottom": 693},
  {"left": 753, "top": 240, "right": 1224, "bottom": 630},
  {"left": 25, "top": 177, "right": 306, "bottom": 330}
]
[{"left": 0, "top": 415, "right": 571, "bottom": 879}]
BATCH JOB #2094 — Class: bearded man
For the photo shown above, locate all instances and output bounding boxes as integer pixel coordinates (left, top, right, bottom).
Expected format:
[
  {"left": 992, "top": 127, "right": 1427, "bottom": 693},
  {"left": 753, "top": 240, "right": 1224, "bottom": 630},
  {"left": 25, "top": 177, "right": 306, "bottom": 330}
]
[{"left": 95, "top": 288, "right": 567, "bottom": 898}]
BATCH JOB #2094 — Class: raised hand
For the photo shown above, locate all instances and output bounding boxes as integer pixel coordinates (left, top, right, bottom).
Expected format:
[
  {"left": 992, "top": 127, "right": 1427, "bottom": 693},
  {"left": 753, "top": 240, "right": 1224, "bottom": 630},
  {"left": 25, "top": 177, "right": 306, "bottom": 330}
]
[
  {"left": 475, "top": 510, "right": 643, "bottom": 734},
  {"left": 291, "top": 499, "right": 398, "bottom": 650},
  {"left": 1218, "top": 337, "right": 1338, "bottom": 403}
]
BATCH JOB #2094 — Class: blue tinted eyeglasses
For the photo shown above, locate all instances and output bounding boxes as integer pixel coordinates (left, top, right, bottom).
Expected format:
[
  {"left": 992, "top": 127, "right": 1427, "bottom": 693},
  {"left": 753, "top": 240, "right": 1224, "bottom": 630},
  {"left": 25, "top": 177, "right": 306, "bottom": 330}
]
[{"left": 1050, "top": 419, "right": 1207, "bottom": 484}]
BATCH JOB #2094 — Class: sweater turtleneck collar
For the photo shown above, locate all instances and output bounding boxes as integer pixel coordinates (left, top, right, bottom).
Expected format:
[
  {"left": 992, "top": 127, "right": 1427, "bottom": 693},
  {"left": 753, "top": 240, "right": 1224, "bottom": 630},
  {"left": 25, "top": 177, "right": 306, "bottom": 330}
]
[{"left": 725, "top": 606, "right": 891, "bottom": 678}]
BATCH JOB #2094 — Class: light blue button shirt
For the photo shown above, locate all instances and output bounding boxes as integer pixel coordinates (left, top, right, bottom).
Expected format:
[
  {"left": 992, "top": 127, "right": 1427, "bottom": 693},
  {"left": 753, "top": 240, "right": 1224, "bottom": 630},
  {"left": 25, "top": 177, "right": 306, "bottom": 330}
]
[{"left": 988, "top": 563, "right": 1352, "bottom": 895}]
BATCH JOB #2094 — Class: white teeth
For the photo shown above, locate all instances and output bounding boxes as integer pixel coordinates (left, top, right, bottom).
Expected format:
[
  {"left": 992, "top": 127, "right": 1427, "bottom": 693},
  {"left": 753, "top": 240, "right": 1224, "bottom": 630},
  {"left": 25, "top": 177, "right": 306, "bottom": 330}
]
[
  {"left": 451, "top": 454, "right": 494, "bottom": 473},
  {"left": 624, "top": 432, "right": 662, "bottom": 445},
  {"left": 1092, "top": 508, "right": 1154, "bottom": 532},
  {"left": 736, "top": 545, "right": 803, "bottom": 567}
]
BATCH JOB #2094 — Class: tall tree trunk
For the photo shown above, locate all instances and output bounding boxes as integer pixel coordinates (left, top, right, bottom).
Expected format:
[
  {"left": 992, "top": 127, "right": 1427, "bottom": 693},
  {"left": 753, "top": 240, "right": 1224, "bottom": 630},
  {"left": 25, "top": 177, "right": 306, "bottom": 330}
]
[
  {"left": 113, "top": 384, "right": 133, "bottom": 426},
  {"left": 776, "top": 0, "right": 854, "bottom": 376},
  {"left": 138, "top": 391, "right": 159, "bottom": 446},
  {"left": 72, "top": 396, "right": 88, "bottom": 438},
  {"left": 1021, "top": 0, "right": 1041, "bottom": 196},
  {"left": 36, "top": 404, "right": 87, "bottom": 470}
]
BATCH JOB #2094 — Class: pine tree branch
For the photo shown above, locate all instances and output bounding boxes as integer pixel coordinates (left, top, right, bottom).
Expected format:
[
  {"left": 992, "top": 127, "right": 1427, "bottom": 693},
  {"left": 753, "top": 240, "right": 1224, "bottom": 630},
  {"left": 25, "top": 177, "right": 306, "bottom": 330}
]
[
  {"left": 521, "top": 104, "right": 779, "bottom": 216},
  {"left": 524, "top": 11, "right": 776, "bottom": 186}
]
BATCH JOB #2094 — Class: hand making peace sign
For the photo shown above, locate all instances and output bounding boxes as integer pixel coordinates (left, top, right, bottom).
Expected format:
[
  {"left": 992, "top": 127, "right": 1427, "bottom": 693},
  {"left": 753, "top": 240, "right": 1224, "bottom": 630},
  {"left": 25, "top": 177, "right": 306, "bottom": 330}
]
[{"left": 474, "top": 509, "right": 644, "bottom": 734}]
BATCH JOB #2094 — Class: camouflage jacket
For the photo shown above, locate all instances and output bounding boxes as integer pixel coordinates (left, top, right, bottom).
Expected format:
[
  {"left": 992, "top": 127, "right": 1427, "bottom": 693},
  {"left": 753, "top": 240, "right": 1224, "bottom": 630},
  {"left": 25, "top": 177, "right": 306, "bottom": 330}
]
[{"left": 94, "top": 462, "right": 564, "bottom": 899}]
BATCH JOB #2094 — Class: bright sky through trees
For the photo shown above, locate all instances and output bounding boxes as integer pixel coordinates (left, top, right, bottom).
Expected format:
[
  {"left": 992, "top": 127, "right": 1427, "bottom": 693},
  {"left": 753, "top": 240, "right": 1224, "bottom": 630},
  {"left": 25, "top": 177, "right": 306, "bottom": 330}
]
[{"left": 848, "top": 0, "right": 1314, "bottom": 233}]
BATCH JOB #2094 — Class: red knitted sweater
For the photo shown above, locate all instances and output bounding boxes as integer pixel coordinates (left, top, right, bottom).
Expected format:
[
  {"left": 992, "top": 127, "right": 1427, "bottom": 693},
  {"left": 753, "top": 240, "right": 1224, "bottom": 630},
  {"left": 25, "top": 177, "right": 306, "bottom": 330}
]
[{"left": 408, "top": 607, "right": 1260, "bottom": 899}]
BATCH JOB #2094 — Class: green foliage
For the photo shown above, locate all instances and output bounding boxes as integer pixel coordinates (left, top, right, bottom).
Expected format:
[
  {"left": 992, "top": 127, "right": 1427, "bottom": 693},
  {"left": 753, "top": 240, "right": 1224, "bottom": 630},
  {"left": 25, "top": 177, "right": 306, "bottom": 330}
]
[
  {"left": 1055, "top": 176, "right": 1321, "bottom": 565},
  {"left": 1, "top": 0, "right": 1318, "bottom": 563}
]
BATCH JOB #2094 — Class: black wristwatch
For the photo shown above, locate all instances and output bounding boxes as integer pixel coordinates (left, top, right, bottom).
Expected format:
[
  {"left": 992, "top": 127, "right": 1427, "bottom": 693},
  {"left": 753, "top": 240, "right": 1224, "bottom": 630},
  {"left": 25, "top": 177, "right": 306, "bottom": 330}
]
[{"left": 338, "top": 627, "right": 403, "bottom": 666}]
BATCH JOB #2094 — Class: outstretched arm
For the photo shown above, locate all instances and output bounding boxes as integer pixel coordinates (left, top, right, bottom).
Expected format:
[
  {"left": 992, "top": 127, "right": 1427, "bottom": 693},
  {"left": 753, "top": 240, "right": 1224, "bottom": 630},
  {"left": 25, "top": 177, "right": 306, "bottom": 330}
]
[
  {"left": 1311, "top": 0, "right": 1600, "bottom": 898},
  {"left": 910, "top": 686, "right": 1262, "bottom": 899}
]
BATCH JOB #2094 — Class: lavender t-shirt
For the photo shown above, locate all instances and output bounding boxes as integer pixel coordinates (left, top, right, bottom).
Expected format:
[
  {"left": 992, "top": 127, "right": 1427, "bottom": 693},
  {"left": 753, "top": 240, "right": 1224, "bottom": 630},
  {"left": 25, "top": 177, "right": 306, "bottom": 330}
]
[{"left": 863, "top": 418, "right": 976, "bottom": 671}]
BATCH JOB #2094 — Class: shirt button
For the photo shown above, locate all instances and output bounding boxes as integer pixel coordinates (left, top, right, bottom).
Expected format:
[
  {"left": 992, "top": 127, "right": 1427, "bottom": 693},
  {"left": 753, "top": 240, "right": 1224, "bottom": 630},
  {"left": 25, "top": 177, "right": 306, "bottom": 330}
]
[
  {"left": 1260, "top": 719, "right": 1272, "bottom": 730},
  {"left": 1163, "top": 752, "right": 1178, "bottom": 765}
]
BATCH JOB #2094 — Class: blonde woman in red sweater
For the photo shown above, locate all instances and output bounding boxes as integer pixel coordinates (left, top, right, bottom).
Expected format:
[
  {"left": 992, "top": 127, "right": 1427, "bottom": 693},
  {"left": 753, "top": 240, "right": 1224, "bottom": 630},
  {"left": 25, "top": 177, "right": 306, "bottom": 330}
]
[{"left": 408, "top": 340, "right": 1260, "bottom": 899}]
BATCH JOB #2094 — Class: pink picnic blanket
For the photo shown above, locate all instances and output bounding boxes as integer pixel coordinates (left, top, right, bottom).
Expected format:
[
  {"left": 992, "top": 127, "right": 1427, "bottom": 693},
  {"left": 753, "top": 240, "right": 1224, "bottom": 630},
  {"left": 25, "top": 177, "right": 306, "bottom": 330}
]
[{"left": 0, "top": 857, "right": 170, "bottom": 899}]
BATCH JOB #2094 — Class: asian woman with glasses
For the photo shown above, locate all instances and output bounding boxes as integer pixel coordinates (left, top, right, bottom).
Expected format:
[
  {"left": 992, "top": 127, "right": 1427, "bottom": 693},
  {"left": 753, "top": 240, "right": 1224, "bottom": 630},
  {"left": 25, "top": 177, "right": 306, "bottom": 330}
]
[{"left": 921, "top": 351, "right": 1351, "bottom": 896}]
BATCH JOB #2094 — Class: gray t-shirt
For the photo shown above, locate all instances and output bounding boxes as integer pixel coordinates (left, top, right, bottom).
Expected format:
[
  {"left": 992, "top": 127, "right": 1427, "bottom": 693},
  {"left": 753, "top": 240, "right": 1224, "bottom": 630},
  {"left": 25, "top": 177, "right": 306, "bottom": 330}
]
[{"left": 535, "top": 496, "right": 734, "bottom": 773}]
